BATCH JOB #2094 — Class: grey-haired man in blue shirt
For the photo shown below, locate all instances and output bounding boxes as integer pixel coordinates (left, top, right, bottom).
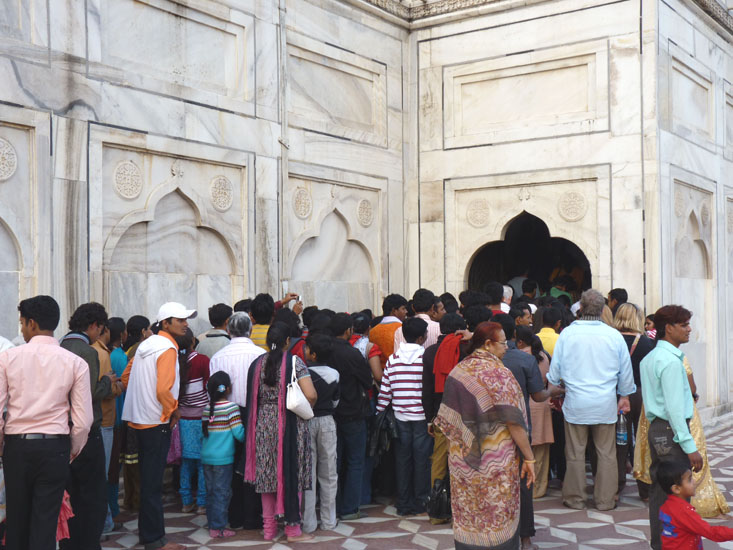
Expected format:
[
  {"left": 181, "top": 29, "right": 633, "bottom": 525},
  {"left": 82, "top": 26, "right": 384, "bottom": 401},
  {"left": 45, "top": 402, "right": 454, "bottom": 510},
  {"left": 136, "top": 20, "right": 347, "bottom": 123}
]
[{"left": 548, "top": 289, "right": 636, "bottom": 512}]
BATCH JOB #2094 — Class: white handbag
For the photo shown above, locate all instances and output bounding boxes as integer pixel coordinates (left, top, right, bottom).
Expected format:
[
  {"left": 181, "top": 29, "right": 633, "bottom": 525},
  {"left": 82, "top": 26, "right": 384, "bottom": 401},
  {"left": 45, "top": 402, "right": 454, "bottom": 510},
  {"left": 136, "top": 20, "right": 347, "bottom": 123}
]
[{"left": 286, "top": 357, "right": 314, "bottom": 420}]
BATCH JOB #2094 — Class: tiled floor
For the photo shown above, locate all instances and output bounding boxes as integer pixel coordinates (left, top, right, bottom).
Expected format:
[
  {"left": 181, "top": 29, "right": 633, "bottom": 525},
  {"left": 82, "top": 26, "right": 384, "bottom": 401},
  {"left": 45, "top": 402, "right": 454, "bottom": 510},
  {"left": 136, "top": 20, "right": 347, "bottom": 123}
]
[{"left": 102, "top": 426, "right": 733, "bottom": 549}]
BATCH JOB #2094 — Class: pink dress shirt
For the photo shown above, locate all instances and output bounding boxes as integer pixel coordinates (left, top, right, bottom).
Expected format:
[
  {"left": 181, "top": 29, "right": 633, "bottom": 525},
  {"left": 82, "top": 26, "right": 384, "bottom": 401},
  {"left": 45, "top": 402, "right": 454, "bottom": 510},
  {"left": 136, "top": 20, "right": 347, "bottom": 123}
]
[
  {"left": 0, "top": 335, "right": 94, "bottom": 456},
  {"left": 393, "top": 313, "right": 441, "bottom": 350}
]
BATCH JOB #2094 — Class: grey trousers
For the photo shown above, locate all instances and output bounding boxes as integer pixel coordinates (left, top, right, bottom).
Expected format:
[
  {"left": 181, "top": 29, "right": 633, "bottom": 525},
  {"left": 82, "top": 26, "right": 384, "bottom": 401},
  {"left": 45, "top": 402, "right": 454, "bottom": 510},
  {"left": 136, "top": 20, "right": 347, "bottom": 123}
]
[
  {"left": 563, "top": 422, "right": 617, "bottom": 510},
  {"left": 648, "top": 418, "right": 690, "bottom": 550},
  {"left": 302, "top": 415, "right": 339, "bottom": 533}
]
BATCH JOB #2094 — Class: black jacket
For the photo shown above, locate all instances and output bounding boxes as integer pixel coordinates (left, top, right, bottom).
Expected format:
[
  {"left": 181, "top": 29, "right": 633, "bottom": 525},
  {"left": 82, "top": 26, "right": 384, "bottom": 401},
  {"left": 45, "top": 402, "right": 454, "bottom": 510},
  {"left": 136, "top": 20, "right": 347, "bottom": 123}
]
[{"left": 328, "top": 338, "right": 372, "bottom": 422}]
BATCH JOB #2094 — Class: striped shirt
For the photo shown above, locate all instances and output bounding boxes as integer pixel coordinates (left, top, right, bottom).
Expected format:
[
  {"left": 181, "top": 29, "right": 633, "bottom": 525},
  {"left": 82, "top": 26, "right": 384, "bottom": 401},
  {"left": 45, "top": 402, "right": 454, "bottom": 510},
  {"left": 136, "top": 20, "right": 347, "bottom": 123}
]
[
  {"left": 376, "top": 342, "right": 426, "bottom": 421},
  {"left": 201, "top": 400, "right": 245, "bottom": 465},
  {"left": 179, "top": 352, "right": 209, "bottom": 419}
]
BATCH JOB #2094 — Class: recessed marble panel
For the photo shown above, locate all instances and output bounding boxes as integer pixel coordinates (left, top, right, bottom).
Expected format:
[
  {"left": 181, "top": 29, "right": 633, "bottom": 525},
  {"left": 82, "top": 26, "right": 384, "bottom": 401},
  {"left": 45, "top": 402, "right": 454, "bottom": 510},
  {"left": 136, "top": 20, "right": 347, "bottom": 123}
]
[
  {"left": 287, "top": 31, "right": 387, "bottom": 147},
  {"left": 89, "top": 0, "right": 254, "bottom": 114},
  {"left": 0, "top": 0, "right": 48, "bottom": 47},
  {"left": 443, "top": 40, "right": 609, "bottom": 148},
  {"left": 670, "top": 52, "right": 714, "bottom": 143}
]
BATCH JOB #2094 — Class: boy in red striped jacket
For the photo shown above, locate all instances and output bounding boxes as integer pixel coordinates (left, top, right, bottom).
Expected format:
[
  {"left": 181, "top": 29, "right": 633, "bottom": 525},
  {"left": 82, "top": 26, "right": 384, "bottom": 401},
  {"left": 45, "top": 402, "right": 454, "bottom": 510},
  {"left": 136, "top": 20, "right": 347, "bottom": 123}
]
[{"left": 376, "top": 317, "right": 431, "bottom": 516}]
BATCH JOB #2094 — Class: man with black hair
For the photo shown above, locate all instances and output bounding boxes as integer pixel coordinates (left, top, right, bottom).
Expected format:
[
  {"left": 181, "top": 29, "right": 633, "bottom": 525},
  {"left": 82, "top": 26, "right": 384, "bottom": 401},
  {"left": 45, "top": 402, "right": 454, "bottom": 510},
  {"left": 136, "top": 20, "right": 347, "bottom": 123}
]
[
  {"left": 550, "top": 275, "right": 574, "bottom": 302},
  {"left": 122, "top": 302, "right": 197, "bottom": 550},
  {"left": 0, "top": 295, "right": 93, "bottom": 550},
  {"left": 429, "top": 297, "right": 446, "bottom": 323},
  {"left": 394, "top": 289, "right": 441, "bottom": 349},
  {"left": 233, "top": 298, "right": 252, "bottom": 314},
  {"left": 422, "top": 312, "right": 467, "bottom": 521},
  {"left": 511, "top": 304, "right": 533, "bottom": 327},
  {"left": 301, "top": 306, "right": 320, "bottom": 338},
  {"left": 250, "top": 293, "right": 276, "bottom": 351},
  {"left": 60, "top": 302, "right": 117, "bottom": 550},
  {"left": 327, "top": 313, "right": 373, "bottom": 520},
  {"left": 439, "top": 292, "right": 459, "bottom": 315},
  {"left": 492, "top": 313, "right": 563, "bottom": 550},
  {"left": 607, "top": 288, "right": 628, "bottom": 314},
  {"left": 641, "top": 305, "right": 702, "bottom": 550},
  {"left": 537, "top": 307, "right": 562, "bottom": 356},
  {"left": 370, "top": 294, "right": 408, "bottom": 371},
  {"left": 196, "top": 303, "right": 232, "bottom": 358},
  {"left": 377, "top": 317, "right": 431, "bottom": 516},
  {"left": 463, "top": 304, "right": 492, "bottom": 332},
  {"left": 484, "top": 281, "right": 505, "bottom": 315}
]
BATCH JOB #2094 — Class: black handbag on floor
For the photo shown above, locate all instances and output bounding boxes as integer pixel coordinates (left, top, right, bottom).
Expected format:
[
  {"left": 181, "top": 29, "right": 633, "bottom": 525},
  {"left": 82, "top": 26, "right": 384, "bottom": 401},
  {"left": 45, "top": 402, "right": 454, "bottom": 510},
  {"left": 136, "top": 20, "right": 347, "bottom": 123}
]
[{"left": 427, "top": 475, "right": 451, "bottom": 520}]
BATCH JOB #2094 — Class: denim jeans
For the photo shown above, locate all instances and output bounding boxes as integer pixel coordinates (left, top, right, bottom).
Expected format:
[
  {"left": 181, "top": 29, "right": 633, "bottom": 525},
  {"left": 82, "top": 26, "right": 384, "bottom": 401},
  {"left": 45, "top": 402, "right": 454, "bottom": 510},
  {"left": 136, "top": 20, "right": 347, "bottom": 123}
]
[
  {"left": 203, "top": 464, "right": 233, "bottom": 530},
  {"left": 394, "top": 419, "right": 432, "bottom": 514},
  {"left": 336, "top": 419, "right": 367, "bottom": 516},
  {"left": 180, "top": 458, "right": 206, "bottom": 507},
  {"left": 101, "top": 426, "right": 115, "bottom": 531}
]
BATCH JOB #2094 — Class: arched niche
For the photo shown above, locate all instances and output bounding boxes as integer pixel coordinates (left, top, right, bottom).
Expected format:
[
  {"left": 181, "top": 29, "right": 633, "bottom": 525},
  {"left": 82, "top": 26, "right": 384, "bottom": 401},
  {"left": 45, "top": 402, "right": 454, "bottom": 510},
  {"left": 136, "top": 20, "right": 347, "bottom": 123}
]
[
  {"left": 288, "top": 209, "right": 375, "bottom": 311},
  {"left": 0, "top": 218, "right": 21, "bottom": 339},
  {"left": 105, "top": 190, "right": 236, "bottom": 334},
  {"left": 466, "top": 211, "right": 592, "bottom": 292},
  {"left": 675, "top": 211, "right": 710, "bottom": 279}
]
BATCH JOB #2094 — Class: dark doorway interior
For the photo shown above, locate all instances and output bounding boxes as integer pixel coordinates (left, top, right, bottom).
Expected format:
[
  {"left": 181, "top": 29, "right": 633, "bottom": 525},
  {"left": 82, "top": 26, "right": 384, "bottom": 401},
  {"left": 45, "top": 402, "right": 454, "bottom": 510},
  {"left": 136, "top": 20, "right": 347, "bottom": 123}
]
[{"left": 467, "top": 212, "right": 592, "bottom": 292}]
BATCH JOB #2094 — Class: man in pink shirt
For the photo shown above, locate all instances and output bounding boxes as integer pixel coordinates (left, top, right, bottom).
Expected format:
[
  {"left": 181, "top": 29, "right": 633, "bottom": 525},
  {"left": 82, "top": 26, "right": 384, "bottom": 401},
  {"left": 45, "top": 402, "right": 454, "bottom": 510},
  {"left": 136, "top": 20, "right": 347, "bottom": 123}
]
[{"left": 0, "top": 295, "right": 93, "bottom": 550}]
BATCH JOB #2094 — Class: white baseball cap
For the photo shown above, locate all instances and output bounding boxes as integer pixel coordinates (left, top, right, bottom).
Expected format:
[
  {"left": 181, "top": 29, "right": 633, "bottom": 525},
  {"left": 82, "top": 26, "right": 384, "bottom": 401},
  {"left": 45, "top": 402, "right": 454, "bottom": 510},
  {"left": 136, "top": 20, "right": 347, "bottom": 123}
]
[{"left": 156, "top": 302, "right": 198, "bottom": 322}]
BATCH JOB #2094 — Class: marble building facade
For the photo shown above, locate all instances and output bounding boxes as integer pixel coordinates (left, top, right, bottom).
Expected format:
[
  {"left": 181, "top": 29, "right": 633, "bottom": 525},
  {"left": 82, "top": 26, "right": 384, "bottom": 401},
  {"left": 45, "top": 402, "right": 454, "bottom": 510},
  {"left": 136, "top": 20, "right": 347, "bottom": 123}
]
[{"left": 1, "top": 0, "right": 733, "bottom": 415}]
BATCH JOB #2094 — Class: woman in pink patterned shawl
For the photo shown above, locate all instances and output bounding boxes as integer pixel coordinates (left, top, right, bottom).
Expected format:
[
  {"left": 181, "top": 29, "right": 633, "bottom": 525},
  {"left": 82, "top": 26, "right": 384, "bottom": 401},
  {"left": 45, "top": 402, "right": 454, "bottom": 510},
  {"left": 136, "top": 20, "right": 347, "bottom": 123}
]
[{"left": 435, "top": 322, "right": 535, "bottom": 550}]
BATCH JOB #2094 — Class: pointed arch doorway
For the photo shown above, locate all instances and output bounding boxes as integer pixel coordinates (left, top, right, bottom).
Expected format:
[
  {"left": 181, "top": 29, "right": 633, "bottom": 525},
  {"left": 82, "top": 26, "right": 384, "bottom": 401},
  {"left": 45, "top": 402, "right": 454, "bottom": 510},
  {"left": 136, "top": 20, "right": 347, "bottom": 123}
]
[{"left": 467, "top": 212, "right": 592, "bottom": 293}]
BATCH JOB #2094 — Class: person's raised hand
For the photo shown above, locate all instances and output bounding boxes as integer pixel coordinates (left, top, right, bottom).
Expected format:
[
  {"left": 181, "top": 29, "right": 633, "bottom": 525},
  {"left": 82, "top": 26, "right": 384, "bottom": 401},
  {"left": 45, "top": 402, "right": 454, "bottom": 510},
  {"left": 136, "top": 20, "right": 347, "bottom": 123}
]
[{"left": 281, "top": 292, "right": 299, "bottom": 305}]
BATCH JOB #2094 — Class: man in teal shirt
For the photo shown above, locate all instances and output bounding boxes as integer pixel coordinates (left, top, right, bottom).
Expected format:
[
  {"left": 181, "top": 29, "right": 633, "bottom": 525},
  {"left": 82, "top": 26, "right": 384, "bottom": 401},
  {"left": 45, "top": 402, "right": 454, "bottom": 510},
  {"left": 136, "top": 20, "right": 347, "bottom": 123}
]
[{"left": 640, "top": 305, "right": 703, "bottom": 550}]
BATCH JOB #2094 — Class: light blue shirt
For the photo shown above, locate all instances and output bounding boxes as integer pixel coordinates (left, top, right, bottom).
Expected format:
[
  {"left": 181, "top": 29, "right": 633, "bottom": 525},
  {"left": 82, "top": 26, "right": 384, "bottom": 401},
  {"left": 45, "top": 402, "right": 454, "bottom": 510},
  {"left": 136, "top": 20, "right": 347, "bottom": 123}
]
[
  {"left": 640, "top": 340, "right": 696, "bottom": 454},
  {"left": 547, "top": 320, "right": 636, "bottom": 424}
]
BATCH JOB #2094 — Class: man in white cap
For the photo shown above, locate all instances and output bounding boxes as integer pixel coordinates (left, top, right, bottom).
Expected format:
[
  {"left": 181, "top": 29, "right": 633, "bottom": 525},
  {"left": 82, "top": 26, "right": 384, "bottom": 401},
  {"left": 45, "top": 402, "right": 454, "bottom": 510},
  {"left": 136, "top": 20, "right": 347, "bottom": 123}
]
[{"left": 122, "top": 302, "right": 196, "bottom": 550}]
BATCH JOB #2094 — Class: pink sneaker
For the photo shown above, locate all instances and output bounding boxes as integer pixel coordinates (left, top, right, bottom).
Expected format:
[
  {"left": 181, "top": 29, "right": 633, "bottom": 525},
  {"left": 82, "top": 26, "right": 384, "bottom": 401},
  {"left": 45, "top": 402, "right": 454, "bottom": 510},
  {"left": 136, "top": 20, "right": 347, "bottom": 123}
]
[{"left": 209, "top": 529, "right": 236, "bottom": 538}]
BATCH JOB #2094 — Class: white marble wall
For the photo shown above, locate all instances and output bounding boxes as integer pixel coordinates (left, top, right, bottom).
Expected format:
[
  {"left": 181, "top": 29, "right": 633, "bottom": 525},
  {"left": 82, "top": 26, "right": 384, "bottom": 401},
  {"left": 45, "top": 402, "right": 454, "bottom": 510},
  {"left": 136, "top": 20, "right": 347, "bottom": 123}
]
[
  {"left": 1, "top": 0, "right": 733, "bottom": 416},
  {"left": 411, "top": 0, "right": 648, "bottom": 302},
  {"left": 656, "top": 0, "right": 733, "bottom": 414},
  {"left": 0, "top": 0, "right": 407, "bottom": 337}
]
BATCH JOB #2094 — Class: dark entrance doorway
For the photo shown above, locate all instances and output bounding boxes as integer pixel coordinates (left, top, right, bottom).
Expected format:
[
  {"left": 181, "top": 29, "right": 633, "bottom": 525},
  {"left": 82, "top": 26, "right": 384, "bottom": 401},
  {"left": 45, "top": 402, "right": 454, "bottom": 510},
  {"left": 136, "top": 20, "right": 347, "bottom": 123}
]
[{"left": 467, "top": 212, "right": 591, "bottom": 293}]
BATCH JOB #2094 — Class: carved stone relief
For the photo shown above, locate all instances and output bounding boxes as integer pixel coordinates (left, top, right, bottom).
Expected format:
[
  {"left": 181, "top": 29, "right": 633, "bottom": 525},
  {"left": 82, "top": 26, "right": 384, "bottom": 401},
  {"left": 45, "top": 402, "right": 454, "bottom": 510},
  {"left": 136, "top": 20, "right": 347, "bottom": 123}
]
[
  {"left": 557, "top": 191, "right": 587, "bottom": 222},
  {"left": 114, "top": 160, "right": 143, "bottom": 199},
  {"left": 293, "top": 187, "right": 313, "bottom": 219},
  {"left": 0, "top": 138, "right": 17, "bottom": 181},
  {"left": 674, "top": 190, "right": 686, "bottom": 217},
  {"left": 700, "top": 201, "right": 711, "bottom": 227},
  {"left": 210, "top": 176, "right": 233, "bottom": 212},
  {"left": 466, "top": 199, "right": 490, "bottom": 228},
  {"left": 727, "top": 200, "right": 733, "bottom": 234},
  {"left": 357, "top": 199, "right": 373, "bottom": 227}
]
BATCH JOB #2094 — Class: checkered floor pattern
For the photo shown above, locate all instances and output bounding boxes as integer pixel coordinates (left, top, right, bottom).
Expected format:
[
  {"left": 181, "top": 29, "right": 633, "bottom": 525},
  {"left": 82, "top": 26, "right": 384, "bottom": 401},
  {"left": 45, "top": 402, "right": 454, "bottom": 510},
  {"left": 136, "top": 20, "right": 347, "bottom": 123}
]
[{"left": 101, "top": 426, "right": 733, "bottom": 549}]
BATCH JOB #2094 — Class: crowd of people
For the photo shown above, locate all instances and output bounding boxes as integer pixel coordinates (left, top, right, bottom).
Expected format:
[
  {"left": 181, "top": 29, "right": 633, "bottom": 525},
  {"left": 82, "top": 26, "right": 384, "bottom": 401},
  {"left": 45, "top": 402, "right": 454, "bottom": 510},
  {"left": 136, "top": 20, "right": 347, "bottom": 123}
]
[{"left": 1, "top": 279, "right": 732, "bottom": 550}]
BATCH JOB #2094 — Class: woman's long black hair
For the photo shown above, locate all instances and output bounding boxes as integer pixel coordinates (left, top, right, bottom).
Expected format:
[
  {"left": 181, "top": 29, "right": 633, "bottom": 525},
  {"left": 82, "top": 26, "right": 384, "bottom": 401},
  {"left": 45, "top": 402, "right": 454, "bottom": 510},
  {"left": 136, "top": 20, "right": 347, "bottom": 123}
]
[
  {"left": 124, "top": 315, "right": 150, "bottom": 352},
  {"left": 516, "top": 325, "right": 547, "bottom": 364},
  {"left": 175, "top": 328, "right": 195, "bottom": 401},
  {"left": 263, "top": 322, "right": 290, "bottom": 387},
  {"left": 203, "top": 371, "right": 231, "bottom": 437}
]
